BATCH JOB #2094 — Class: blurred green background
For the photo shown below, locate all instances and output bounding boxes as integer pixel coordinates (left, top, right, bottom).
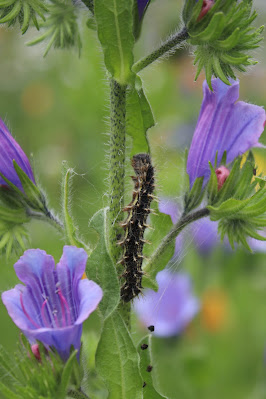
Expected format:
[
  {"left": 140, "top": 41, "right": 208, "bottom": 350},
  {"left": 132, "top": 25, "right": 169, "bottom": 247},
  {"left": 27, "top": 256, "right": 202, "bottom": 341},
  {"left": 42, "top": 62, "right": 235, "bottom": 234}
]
[{"left": 0, "top": 1, "right": 266, "bottom": 398}]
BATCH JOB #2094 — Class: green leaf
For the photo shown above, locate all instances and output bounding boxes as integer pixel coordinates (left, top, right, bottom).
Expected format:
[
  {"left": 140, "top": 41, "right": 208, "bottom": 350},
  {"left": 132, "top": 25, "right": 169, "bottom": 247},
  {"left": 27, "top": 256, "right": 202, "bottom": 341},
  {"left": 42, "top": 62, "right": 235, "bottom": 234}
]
[
  {"left": 13, "top": 161, "right": 45, "bottom": 211},
  {"left": 57, "top": 350, "right": 78, "bottom": 399},
  {"left": 143, "top": 202, "right": 175, "bottom": 286},
  {"left": 138, "top": 335, "right": 167, "bottom": 398},
  {"left": 184, "top": 176, "right": 204, "bottom": 213},
  {"left": 86, "top": 208, "right": 120, "bottom": 319},
  {"left": 208, "top": 197, "right": 250, "bottom": 221},
  {"left": 61, "top": 163, "right": 90, "bottom": 251},
  {"left": 0, "top": 206, "right": 29, "bottom": 224},
  {"left": 94, "top": 0, "right": 135, "bottom": 84},
  {"left": 0, "top": 381, "right": 22, "bottom": 399},
  {"left": 126, "top": 85, "right": 154, "bottom": 156},
  {"left": 96, "top": 310, "right": 143, "bottom": 399}
]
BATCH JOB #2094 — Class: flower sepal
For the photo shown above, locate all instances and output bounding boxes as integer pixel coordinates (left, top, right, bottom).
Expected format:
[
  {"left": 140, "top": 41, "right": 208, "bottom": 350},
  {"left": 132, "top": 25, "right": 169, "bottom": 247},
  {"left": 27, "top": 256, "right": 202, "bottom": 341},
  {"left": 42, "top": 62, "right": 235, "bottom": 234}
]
[
  {"left": 184, "top": 176, "right": 204, "bottom": 214},
  {"left": 0, "top": 0, "right": 47, "bottom": 34},
  {"left": 0, "top": 335, "right": 81, "bottom": 399},
  {"left": 27, "top": 0, "right": 82, "bottom": 57},
  {"left": 207, "top": 154, "right": 266, "bottom": 250},
  {"left": 184, "top": 0, "right": 263, "bottom": 88}
]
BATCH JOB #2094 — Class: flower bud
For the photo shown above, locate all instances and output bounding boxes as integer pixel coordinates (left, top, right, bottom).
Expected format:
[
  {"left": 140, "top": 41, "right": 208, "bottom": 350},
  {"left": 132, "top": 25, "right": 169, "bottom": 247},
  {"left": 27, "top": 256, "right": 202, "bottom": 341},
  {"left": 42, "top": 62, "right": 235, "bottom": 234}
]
[
  {"left": 31, "top": 344, "right": 41, "bottom": 362},
  {"left": 197, "top": 0, "right": 215, "bottom": 21},
  {"left": 215, "top": 166, "right": 230, "bottom": 190}
]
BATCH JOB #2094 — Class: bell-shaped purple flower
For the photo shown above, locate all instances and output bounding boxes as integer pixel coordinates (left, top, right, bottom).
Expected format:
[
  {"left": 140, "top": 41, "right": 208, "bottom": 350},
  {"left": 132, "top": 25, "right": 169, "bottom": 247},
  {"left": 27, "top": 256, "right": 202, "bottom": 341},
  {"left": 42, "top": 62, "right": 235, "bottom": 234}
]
[
  {"left": 137, "top": 0, "right": 150, "bottom": 20},
  {"left": 0, "top": 118, "right": 35, "bottom": 191},
  {"left": 2, "top": 246, "right": 103, "bottom": 360},
  {"left": 134, "top": 269, "right": 199, "bottom": 337},
  {"left": 187, "top": 78, "right": 266, "bottom": 187}
]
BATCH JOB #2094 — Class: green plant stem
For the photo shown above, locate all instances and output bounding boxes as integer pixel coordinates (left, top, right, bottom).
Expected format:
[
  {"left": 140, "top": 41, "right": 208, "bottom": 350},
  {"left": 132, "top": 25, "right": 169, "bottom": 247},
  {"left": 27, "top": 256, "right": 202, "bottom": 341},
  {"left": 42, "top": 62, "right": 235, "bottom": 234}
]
[
  {"left": 108, "top": 78, "right": 127, "bottom": 263},
  {"left": 28, "top": 208, "right": 64, "bottom": 235},
  {"left": 144, "top": 207, "right": 210, "bottom": 273},
  {"left": 68, "top": 389, "right": 90, "bottom": 399},
  {"left": 108, "top": 79, "right": 131, "bottom": 328},
  {"left": 132, "top": 27, "right": 188, "bottom": 74}
]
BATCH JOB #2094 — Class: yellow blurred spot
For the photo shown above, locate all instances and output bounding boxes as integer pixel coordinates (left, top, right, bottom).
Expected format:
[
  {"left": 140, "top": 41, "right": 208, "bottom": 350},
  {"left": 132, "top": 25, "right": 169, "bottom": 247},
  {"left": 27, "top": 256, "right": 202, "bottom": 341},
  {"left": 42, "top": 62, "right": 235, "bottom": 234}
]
[
  {"left": 82, "top": 272, "right": 87, "bottom": 279},
  {"left": 21, "top": 83, "right": 54, "bottom": 117},
  {"left": 201, "top": 289, "right": 229, "bottom": 332}
]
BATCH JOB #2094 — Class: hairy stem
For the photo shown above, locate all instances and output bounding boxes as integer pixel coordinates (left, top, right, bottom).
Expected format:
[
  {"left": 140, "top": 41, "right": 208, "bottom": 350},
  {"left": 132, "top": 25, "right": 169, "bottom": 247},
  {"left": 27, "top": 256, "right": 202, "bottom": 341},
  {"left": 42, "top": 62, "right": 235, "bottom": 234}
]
[
  {"left": 108, "top": 79, "right": 127, "bottom": 262},
  {"left": 108, "top": 79, "right": 131, "bottom": 328},
  {"left": 27, "top": 208, "right": 64, "bottom": 235},
  {"left": 132, "top": 27, "right": 188, "bottom": 74},
  {"left": 68, "top": 389, "right": 90, "bottom": 399},
  {"left": 144, "top": 207, "right": 210, "bottom": 273}
]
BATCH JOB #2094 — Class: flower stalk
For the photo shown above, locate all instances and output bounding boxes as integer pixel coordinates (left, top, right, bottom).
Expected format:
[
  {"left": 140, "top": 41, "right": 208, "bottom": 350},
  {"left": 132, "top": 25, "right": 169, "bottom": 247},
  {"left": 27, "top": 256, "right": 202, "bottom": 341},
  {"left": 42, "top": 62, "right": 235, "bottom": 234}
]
[
  {"left": 108, "top": 79, "right": 127, "bottom": 262},
  {"left": 144, "top": 207, "right": 210, "bottom": 274},
  {"left": 132, "top": 27, "right": 188, "bottom": 74}
]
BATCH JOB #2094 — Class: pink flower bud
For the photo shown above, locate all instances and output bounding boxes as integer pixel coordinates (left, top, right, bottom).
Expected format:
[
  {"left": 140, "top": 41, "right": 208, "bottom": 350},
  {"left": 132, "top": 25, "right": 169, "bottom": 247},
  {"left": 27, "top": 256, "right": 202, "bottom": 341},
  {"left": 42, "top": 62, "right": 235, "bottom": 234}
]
[
  {"left": 197, "top": 0, "right": 215, "bottom": 21},
  {"left": 31, "top": 344, "right": 41, "bottom": 362},
  {"left": 215, "top": 166, "right": 230, "bottom": 190}
]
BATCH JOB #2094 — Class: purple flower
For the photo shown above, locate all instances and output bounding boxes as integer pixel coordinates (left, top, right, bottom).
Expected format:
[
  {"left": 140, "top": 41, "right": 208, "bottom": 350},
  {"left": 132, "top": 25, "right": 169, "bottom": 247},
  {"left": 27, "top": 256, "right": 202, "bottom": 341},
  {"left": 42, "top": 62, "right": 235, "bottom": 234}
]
[
  {"left": 137, "top": 0, "right": 149, "bottom": 20},
  {"left": 2, "top": 246, "right": 103, "bottom": 360},
  {"left": 134, "top": 269, "right": 199, "bottom": 337},
  {"left": 187, "top": 78, "right": 266, "bottom": 187},
  {"left": 0, "top": 118, "right": 35, "bottom": 191}
]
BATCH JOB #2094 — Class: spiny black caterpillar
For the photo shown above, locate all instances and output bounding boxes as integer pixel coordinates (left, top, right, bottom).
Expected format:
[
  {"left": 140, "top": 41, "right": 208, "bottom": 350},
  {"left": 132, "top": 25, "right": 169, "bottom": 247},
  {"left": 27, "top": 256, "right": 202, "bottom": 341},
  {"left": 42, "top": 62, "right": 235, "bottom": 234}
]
[{"left": 119, "top": 153, "right": 155, "bottom": 302}]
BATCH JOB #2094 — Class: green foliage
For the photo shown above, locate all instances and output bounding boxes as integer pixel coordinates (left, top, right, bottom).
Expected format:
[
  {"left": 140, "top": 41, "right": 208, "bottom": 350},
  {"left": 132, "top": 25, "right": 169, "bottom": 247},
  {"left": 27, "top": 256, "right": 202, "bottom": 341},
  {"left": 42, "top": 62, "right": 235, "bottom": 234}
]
[
  {"left": 126, "top": 78, "right": 155, "bottom": 156},
  {"left": 143, "top": 201, "right": 175, "bottom": 289},
  {"left": 0, "top": 337, "right": 80, "bottom": 399},
  {"left": 94, "top": 0, "right": 135, "bottom": 84},
  {"left": 185, "top": 0, "right": 264, "bottom": 88},
  {"left": 0, "top": 189, "right": 30, "bottom": 258},
  {"left": 207, "top": 153, "right": 266, "bottom": 250},
  {"left": 96, "top": 310, "right": 143, "bottom": 399},
  {"left": 138, "top": 335, "right": 168, "bottom": 398},
  {"left": 0, "top": 0, "right": 47, "bottom": 33},
  {"left": 86, "top": 208, "right": 120, "bottom": 319},
  {"left": 28, "top": 0, "right": 81, "bottom": 57},
  {"left": 184, "top": 176, "right": 204, "bottom": 214},
  {"left": 61, "top": 162, "right": 90, "bottom": 251}
]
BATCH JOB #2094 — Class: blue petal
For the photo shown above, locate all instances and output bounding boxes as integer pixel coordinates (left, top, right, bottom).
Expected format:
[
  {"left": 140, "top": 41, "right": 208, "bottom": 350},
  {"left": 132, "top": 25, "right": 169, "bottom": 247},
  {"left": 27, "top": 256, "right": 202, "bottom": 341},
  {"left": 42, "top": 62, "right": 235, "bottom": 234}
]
[
  {"left": 0, "top": 118, "right": 35, "bottom": 190},
  {"left": 56, "top": 246, "right": 88, "bottom": 322},
  {"left": 1, "top": 284, "right": 33, "bottom": 330},
  {"left": 134, "top": 270, "right": 199, "bottom": 337},
  {"left": 187, "top": 78, "right": 266, "bottom": 186},
  {"left": 14, "top": 249, "right": 56, "bottom": 311},
  {"left": 75, "top": 279, "right": 103, "bottom": 325},
  {"left": 137, "top": 0, "right": 150, "bottom": 19}
]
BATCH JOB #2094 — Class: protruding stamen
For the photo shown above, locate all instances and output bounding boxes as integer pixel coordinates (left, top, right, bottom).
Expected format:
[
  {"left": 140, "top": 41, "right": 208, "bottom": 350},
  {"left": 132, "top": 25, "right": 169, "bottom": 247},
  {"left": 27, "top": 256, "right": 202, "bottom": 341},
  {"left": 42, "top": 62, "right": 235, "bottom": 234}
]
[
  {"left": 20, "top": 293, "right": 41, "bottom": 329},
  {"left": 56, "top": 284, "right": 71, "bottom": 326},
  {"left": 41, "top": 299, "right": 51, "bottom": 328}
]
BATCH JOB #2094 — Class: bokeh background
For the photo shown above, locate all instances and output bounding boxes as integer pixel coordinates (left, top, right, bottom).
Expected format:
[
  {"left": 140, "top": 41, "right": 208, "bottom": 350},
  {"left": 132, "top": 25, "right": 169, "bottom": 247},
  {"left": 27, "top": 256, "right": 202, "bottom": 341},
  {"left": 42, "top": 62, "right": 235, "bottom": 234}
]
[{"left": 0, "top": 1, "right": 266, "bottom": 398}]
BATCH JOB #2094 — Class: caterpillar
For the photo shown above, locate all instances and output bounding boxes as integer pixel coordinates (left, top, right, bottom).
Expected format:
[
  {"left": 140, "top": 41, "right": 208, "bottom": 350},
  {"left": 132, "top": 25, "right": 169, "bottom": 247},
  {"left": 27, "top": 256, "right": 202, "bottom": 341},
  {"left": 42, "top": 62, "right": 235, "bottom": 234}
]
[{"left": 119, "top": 153, "right": 155, "bottom": 302}]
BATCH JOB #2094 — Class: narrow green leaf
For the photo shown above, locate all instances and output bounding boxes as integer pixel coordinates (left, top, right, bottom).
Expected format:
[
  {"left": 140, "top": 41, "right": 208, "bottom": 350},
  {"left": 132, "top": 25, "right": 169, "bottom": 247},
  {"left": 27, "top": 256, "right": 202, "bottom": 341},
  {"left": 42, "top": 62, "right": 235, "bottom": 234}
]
[
  {"left": 143, "top": 202, "right": 175, "bottom": 284},
  {"left": 138, "top": 335, "right": 167, "bottom": 398},
  {"left": 96, "top": 310, "right": 143, "bottom": 399},
  {"left": 184, "top": 176, "right": 204, "bottom": 213},
  {"left": 208, "top": 197, "right": 250, "bottom": 220},
  {"left": 13, "top": 161, "right": 45, "bottom": 211},
  {"left": 190, "top": 12, "right": 225, "bottom": 42},
  {"left": 61, "top": 163, "right": 90, "bottom": 251},
  {"left": 94, "top": 0, "right": 135, "bottom": 84},
  {"left": 0, "top": 382, "right": 22, "bottom": 399},
  {"left": 57, "top": 350, "right": 78, "bottom": 399},
  {"left": 126, "top": 86, "right": 154, "bottom": 156},
  {"left": 86, "top": 208, "right": 120, "bottom": 319},
  {"left": 217, "top": 27, "right": 241, "bottom": 50}
]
